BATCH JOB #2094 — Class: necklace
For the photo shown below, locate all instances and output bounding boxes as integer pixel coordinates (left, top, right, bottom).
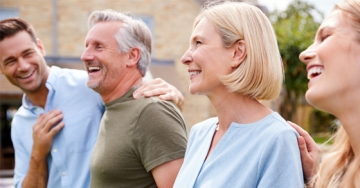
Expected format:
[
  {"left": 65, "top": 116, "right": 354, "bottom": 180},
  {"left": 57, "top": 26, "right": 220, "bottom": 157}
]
[{"left": 215, "top": 122, "right": 219, "bottom": 131}]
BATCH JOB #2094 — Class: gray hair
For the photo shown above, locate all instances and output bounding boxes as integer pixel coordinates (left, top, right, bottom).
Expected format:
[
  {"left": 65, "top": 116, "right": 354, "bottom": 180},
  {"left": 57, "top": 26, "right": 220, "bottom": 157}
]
[{"left": 88, "top": 9, "right": 152, "bottom": 76}]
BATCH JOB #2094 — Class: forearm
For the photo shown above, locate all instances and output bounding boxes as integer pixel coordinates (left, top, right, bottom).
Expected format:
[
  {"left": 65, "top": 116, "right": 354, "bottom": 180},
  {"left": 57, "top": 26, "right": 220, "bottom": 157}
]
[{"left": 22, "top": 154, "right": 48, "bottom": 188}]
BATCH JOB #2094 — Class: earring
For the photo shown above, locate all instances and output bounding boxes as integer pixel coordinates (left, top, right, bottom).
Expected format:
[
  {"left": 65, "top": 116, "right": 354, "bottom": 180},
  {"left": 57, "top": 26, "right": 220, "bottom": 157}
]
[{"left": 231, "top": 63, "right": 236, "bottom": 67}]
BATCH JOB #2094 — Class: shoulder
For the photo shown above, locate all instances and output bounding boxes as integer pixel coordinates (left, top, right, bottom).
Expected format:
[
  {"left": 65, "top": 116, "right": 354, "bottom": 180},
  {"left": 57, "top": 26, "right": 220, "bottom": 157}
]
[
  {"left": 139, "top": 97, "right": 182, "bottom": 119},
  {"left": 49, "top": 66, "right": 88, "bottom": 86},
  {"left": 134, "top": 97, "right": 187, "bottom": 131},
  {"left": 188, "top": 117, "right": 217, "bottom": 138},
  {"left": 259, "top": 112, "right": 299, "bottom": 139}
]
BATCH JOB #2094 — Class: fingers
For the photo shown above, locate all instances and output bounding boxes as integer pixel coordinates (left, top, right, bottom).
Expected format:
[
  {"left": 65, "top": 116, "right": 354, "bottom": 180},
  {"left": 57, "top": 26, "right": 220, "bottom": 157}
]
[
  {"left": 32, "top": 110, "right": 65, "bottom": 157},
  {"left": 287, "top": 121, "right": 307, "bottom": 136},
  {"left": 133, "top": 78, "right": 185, "bottom": 110},
  {"left": 133, "top": 78, "right": 167, "bottom": 99}
]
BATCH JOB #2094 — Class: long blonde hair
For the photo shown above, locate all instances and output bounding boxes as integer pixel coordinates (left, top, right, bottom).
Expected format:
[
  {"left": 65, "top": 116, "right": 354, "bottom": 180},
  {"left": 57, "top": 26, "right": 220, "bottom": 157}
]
[
  {"left": 310, "top": 1, "right": 360, "bottom": 187},
  {"left": 309, "top": 126, "right": 358, "bottom": 187}
]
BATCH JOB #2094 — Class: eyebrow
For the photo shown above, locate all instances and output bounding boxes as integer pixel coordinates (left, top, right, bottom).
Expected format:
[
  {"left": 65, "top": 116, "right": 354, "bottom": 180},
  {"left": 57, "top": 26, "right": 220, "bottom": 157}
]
[{"left": 3, "top": 48, "right": 34, "bottom": 63}]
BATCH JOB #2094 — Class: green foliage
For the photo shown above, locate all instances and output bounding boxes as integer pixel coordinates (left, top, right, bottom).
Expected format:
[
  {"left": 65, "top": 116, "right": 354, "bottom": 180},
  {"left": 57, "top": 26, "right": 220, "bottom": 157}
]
[
  {"left": 310, "top": 109, "right": 337, "bottom": 134},
  {"left": 270, "top": 0, "right": 323, "bottom": 120}
]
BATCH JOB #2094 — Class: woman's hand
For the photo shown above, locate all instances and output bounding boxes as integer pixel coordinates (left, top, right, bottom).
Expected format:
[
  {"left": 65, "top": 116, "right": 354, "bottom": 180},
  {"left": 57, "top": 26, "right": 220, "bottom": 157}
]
[
  {"left": 288, "top": 121, "right": 320, "bottom": 182},
  {"left": 133, "top": 78, "right": 185, "bottom": 111}
]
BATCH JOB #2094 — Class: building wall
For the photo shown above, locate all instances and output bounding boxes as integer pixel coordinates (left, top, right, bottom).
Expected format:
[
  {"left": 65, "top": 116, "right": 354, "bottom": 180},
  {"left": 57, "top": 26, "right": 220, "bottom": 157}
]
[{"left": 0, "top": 0, "right": 217, "bottom": 128}]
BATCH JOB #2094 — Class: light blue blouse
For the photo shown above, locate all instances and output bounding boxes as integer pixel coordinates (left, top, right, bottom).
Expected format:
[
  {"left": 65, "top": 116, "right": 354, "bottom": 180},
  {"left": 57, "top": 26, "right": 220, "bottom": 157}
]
[
  {"left": 11, "top": 66, "right": 104, "bottom": 188},
  {"left": 174, "top": 112, "right": 304, "bottom": 188}
]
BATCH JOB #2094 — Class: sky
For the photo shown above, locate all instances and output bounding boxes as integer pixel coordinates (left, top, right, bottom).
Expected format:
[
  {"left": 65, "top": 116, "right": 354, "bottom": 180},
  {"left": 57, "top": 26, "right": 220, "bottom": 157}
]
[{"left": 258, "top": 0, "right": 343, "bottom": 20}]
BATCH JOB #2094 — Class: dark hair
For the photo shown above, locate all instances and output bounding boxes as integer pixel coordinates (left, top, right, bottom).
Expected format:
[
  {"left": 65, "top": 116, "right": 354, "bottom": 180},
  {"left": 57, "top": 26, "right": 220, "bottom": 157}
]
[{"left": 0, "top": 18, "right": 37, "bottom": 42}]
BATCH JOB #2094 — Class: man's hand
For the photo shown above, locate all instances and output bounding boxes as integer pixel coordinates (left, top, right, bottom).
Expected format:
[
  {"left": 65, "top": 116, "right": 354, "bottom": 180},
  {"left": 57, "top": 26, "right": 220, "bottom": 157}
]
[
  {"left": 288, "top": 121, "right": 320, "bottom": 182},
  {"left": 32, "top": 110, "right": 65, "bottom": 159},
  {"left": 22, "top": 110, "right": 64, "bottom": 188},
  {"left": 133, "top": 78, "right": 185, "bottom": 110}
]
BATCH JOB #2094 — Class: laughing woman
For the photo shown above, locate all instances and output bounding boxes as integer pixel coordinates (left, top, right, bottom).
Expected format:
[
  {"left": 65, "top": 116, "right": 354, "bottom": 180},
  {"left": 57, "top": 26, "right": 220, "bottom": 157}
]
[
  {"left": 173, "top": 2, "right": 303, "bottom": 188},
  {"left": 290, "top": 0, "right": 360, "bottom": 187}
]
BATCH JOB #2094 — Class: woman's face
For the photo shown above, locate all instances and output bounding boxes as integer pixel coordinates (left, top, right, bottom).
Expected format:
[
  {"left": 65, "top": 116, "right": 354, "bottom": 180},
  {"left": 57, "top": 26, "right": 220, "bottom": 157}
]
[
  {"left": 299, "top": 10, "right": 360, "bottom": 114},
  {"left": 181, "top": 18, "right": 234, "bottom": 96}
]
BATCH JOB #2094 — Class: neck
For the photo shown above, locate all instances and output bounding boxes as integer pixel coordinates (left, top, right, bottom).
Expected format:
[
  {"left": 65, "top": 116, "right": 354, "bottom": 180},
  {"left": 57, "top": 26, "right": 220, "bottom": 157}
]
[
  {"left": 24, "top": 66, "right": 51, "bottom": 108},
  {"left": 26, "top": 88, "right": 49, "bottom": 108},
  {"left": 330, "top": 92, "right": 360, "bottom": 157},
  {"left": 208, "top": 89, "right": 272, "bottom": 132},
  {"left": 337, "top": 115, "right": 360, "bottom": 157},
  {"left": 100, "top": 72, "right": 143, "bottom": 103}
]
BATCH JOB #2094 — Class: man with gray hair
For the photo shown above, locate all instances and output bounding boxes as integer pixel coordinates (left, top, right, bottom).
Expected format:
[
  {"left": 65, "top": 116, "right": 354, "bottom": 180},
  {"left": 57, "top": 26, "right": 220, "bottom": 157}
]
[{"left": 81, "top": 10, "right": 187, "bottom": 187}]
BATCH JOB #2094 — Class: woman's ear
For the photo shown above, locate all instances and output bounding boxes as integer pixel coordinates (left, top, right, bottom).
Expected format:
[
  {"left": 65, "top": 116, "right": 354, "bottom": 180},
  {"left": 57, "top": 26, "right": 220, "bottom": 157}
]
[{"left": 231, "top": 40, "right": 246, "bottom": 68}]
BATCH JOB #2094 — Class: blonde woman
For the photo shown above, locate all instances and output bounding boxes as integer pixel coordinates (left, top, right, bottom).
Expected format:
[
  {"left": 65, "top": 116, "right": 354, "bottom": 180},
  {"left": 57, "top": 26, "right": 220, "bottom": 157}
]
[
  {"left": 290, "top": 0, "right": 360, "bottom": 187},
  {"left": 173, "top": 2, "right": 303, "bottom": 187}
]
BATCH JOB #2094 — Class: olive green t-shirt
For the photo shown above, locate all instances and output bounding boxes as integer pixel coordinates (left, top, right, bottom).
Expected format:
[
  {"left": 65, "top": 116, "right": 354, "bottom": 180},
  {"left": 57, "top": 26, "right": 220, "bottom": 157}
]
[{"left": 90, "top": 87, "right": 188, "bottom": 188}]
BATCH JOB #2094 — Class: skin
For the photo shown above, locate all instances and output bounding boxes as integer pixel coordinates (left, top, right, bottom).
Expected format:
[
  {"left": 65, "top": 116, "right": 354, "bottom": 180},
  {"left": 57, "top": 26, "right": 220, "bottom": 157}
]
[
  {"left": 181, "top": 18, "right": 235, "bottom": 97},
  {"left": 0, "top": 26, "right": 184, "bottom": 188},
  {"left": 0, "top": 31, "right": 64, "bottom": 188},
  {"left": 181, "top": 17, "right": 272, "bottom": 157},
  {"left": 296, "top": 9, "right": 360, "bottom": 180},
  {"left": 81, "top": 21, "right": 183, "bottom": 187}
]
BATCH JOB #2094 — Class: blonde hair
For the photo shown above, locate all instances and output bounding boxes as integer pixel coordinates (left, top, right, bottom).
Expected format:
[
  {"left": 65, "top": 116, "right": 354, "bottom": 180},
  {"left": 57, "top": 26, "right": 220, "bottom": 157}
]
[
  {"left": 194, "top": 1, "right": 283, "bottom": 100},
  {"left": 309, "top": 1, "right": 360, "bottom": 187}
]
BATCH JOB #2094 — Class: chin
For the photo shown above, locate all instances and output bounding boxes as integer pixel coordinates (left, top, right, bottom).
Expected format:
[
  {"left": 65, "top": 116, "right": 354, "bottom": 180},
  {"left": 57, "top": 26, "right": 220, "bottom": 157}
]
[{"left": 305, "top": 90, "right": 330, "bottom": 113}]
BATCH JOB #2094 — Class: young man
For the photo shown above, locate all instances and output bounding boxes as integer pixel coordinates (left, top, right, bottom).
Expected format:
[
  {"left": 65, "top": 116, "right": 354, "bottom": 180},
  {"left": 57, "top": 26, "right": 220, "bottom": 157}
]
[
  {"left": 82, "top": 10, "right": 187, "bottom": 187},
  {"left": 0, "top": 18, "right": 184, "bottom": 188}
]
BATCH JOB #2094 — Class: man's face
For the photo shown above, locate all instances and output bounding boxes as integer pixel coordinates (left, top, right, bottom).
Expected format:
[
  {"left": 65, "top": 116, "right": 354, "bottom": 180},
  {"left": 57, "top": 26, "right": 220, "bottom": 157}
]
[
  {"left": 0, "top": 31, "right": 49, "bottom": 94},
  {"left": 81, "top": 21, "right": 130, "bottom": 95}
]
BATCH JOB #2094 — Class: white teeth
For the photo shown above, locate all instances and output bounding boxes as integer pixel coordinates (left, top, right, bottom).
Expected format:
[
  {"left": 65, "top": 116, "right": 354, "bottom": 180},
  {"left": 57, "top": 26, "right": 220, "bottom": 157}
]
[
  {"left": 20, "top": 72, "right": 33, "bottom": 79},
  {"left": 307, "top": 67, "right": 324, "bottom": 79},
  {"left": 189, "top": 71, "right": 201, "bottom": 76},
  {"left": 88, "top": 67, "right": 101, "bottom": 71}
]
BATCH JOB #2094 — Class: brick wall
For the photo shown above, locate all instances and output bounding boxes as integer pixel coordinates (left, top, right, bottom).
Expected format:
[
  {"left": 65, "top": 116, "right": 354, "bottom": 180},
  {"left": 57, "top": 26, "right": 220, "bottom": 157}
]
[{"left": 0, "top": 0, "right": 216, "bottom": 128}]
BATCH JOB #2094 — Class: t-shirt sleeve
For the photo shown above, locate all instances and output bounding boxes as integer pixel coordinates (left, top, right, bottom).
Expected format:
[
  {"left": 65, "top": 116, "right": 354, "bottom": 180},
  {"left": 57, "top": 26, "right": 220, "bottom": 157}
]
[
  {"left": 257, "top": 128, "right": 304, "bottom": 188},
  {"left": 132, "top": 100, "right": 188, "bottom": 172}
]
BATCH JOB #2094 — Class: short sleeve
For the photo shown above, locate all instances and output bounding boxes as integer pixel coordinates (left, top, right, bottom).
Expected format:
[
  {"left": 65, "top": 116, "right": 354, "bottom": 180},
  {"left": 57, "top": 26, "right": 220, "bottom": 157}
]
[
  {"left": 257, "top": 129, "right": 304, "bottom": 188},
  {"left": 132, "top": 100, "right": 188, "bottom": 172}
]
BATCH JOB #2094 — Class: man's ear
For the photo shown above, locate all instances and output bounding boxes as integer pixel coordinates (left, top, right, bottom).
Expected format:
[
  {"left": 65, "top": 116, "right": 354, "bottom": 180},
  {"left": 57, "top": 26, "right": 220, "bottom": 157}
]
[
  {"left": 231, "top": 40, "right": 246, "bottom": 68},
  {"left": 126, "top": 48, "right": 141, "bottom": 67},
  {"left": 36, "top": 38, "right": 46, "bottom": 56}
]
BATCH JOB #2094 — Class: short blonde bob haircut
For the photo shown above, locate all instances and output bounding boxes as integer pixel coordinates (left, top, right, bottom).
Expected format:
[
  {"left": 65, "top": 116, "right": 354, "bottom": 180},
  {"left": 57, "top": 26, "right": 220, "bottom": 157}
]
[{"left": 194, "top": 2, "right": 283, "bottom": 100}]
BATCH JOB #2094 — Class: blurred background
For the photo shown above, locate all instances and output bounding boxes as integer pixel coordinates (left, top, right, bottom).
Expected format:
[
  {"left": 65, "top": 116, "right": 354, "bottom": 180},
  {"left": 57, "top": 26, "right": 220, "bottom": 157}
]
[{"left": 0, "top": 0, "right": 342, "bottom": 186}]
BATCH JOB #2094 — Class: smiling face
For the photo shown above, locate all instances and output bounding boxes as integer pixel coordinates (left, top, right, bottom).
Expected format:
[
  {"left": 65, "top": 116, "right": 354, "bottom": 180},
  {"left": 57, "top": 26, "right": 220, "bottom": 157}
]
[
  {"left": 181, "top": 18, "right": 235, "bottom": 96},
  {"left": 299, "top": 10, "right": 360, "bottom": 113},
  {"left": 0, "top": 31, "right": 49, "bottom": 95},
  {"left": 81, "top": 21, "right": 130, "bottom": 95}
]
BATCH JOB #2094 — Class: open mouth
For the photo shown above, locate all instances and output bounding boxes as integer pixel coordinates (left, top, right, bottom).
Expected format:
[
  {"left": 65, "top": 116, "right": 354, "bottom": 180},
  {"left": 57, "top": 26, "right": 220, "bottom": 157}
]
[
  {"left": 189, "top": 71, "right": 201, "bottom": 77},
  {"left": 307, "top": 67, "right": 323, "bottom": 79},
  {"left": 88, "top": 66, "right": 102, "bottom": 73},
  {"left": 19, "top": 70, "right": 34, "bottom": 79}
]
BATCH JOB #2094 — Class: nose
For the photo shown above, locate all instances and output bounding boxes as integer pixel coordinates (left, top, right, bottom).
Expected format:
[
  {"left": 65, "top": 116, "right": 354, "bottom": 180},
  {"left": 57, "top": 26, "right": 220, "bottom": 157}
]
[
  {"left": 181, "top": 49, "right": 192, "bottom": 65},
  {"left": 17, "top": 57, "right": 30, "bottom": 71},
  {"left": 299, "top": 44, "right": 316, "bottom": 65},
  {"left": 81, "top": 46, "right": 94, "bottom": 62}
]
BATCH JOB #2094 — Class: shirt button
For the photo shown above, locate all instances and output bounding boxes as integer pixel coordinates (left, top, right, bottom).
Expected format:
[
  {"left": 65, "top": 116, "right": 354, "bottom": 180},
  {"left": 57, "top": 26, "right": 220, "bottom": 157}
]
[
  {"left": 52, "top": 148, "right": 57, "bottom": 153},
  {"left": 62, "top": 172, "right": 67, "bottom": 176}
]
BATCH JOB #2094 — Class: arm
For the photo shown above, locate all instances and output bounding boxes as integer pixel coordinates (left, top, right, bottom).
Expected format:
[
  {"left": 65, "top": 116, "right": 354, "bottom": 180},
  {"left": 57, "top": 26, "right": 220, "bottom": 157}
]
[
  {"left": 133, "top": 78, "right": 185, "bottom": 111},
  {"left": 152, "top": 158, "right": 184, "bottom": 188},
  {"left": 287, "top": 121, "right": 320, "bottom": 182},
  {"left": 258, "top": 129, "right": 304, "bottom": 188},
  {"left": 22, "top": 110, "right": 64, "bottom": 188},
  {"left": 133, "top": 101, "right": 187, "bottom": 187}
]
